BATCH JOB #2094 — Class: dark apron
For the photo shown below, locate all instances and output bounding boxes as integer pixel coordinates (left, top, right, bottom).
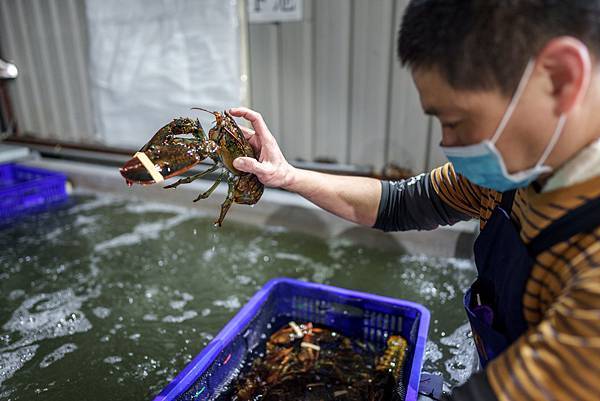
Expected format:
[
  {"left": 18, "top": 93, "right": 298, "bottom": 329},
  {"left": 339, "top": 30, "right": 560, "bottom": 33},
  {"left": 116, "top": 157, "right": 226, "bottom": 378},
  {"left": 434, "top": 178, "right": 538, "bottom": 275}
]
[{"left": 465, "top": 190, "right": 600, "bottom": 368}]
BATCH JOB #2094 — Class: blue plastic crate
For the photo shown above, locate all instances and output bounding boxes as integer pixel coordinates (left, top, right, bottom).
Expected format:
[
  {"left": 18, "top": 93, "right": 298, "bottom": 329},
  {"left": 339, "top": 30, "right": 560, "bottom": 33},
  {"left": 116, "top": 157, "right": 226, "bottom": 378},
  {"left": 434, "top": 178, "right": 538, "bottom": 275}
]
[
  {"left": 155, "top": 278, "right": 430, "bottom": 401},
  {"left": 0, "top": 163, "right": 68, "bottom": 222}
]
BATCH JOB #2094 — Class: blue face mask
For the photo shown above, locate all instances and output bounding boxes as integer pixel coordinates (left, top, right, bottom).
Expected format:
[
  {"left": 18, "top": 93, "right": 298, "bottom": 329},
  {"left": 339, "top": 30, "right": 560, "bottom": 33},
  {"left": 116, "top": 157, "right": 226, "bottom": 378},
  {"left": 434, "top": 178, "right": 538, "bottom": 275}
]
[{"left": 440, "top": 60, "right": 567, "bottom": 192}]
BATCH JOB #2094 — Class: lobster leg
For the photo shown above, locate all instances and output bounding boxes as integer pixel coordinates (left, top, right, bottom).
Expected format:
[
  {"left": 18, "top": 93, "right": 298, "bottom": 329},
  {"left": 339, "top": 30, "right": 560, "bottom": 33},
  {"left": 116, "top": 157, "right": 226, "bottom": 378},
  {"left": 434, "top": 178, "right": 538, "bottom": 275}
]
[
  {"left": 193, "top": 172, "right": 225, "bottom": 202},
  {"left": 164, "top": 164, "right": 220, "bottom": 189},
  {"left": 214, "top": 178, "right": 235, "bottom": 227}
]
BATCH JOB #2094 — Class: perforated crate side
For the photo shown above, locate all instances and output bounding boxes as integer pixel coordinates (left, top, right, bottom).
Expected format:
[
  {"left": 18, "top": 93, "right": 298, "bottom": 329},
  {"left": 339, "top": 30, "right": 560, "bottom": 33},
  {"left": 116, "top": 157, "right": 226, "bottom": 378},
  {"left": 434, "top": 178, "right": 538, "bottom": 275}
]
[
  {"left": 157, "top": 278, "right": 430, "bottom": 401},
  {"left": 0, "top": 164, "right": 68, "bottom": 221}
]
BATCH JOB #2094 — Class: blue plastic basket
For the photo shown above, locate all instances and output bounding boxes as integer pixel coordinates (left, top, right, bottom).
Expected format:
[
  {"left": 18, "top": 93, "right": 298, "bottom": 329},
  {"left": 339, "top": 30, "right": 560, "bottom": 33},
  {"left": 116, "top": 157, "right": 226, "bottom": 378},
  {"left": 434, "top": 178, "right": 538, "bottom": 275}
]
[
  {"left": 154, "top": 278, "right": 430, "bottom": 401},
  {"left": 0, "top": 163, "right": 68, "bottom": 222}
]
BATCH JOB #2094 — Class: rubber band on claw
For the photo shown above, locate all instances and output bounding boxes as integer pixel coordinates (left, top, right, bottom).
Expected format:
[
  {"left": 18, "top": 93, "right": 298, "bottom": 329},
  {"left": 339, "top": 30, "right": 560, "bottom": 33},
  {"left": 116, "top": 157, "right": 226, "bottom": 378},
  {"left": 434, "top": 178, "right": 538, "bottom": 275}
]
[{"left": 134, "top": 152, "right": 164, "bottom": 183}]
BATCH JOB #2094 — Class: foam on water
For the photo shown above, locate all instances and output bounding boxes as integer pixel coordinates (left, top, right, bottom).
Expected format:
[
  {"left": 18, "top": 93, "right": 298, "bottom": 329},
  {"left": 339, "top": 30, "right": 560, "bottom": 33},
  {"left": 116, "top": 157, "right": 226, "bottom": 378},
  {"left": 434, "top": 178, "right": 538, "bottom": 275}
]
[
  {"left": 125, "top": 201, "right": 206, "bottom": 216},
  {"left": 273, "top": 252, "right": 312, "bottom": 263},
  {"left": 92, "top": 307, "right": 111, "bottom": 319},
  {"left": 73, "top": 215, "right": 97, "bottom": 227},
  {"left": 440, "top": 323, "right": 478, "bottom": 385},
  {"left": 400, "top": 254, "right": 475, "bottom": 271},
  {"left": 103, "top": 356, "right": 122, "bottom": 364},
  {"left": 0, "top": 345, "right": 38, "bottom": 386},
  {"left": 274, "top": 252, "right": 338, "bottom": 283},
  {"left": 169, "top": 300, "right": 187, "bottom": 310},
  {"left": 7, "top": 290, "right": 25, "bottom": 301},
  {"left": 424, "top": 340, "right": 443, "bottom": 364},
  {"left": 235, "top": 275, "right": 252, "bottom": 285},
  {"left": 212, "top": 296, "right": 242, "bottom": 311},
  {"left": 162, "top": 311, "right": 198, "bottom": 323},
  {"left": 67, "top": 194, "right": 118, "bottom": 213},
  {"left": 2, "top": 289, "right": 92, "bottom": 352},
  {"left": 202, "top": 248, "right": 216, "bottom": 262},
  {"left": 143, "top": 313, "right": 158, "bottom": 321},
  {"left": 39, "top": 343, "right": 78, "bottom": 368},
  {"left": 94, "top": 214, "right": 193, "bottom": 252},
  {"left": 309, "top": 262, "right": 337, "bottom": 283},
  {"left": 43, "top": 226, "right": 66, "bottom": 242}
]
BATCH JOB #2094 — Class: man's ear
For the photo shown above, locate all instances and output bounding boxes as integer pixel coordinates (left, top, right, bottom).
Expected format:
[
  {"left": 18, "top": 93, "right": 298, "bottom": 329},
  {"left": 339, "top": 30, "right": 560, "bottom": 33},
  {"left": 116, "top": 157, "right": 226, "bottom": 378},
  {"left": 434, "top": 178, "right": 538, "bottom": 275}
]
[{"left": 537, "top": 37, "right": 592, "bottom": 114}]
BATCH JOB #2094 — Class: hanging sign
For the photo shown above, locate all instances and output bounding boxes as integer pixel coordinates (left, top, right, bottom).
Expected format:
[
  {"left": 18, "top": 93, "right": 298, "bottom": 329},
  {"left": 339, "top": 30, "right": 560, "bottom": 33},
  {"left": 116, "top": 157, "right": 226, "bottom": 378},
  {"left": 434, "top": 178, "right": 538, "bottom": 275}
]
[{"left": 248, "top": 0, "right": 303, "bottom": 23}]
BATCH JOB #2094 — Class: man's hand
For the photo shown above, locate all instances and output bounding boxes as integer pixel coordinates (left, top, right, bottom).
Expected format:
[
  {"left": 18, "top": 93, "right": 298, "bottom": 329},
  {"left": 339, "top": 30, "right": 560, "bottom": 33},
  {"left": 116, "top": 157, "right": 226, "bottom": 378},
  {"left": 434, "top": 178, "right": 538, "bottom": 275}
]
[
  {"left": 229, "top": 107, "right": 296, "bottom": 189},
  {"left": 229, "top": 106, "right": 381, "bottom": 226}
]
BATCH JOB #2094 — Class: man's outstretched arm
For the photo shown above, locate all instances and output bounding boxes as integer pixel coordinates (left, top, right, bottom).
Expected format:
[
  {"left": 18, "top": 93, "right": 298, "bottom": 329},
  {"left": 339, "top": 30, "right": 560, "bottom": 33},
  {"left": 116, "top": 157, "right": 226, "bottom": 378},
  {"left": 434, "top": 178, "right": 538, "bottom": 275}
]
[{"left": 229, "top": 107, "right": 472, "bottom": 230}]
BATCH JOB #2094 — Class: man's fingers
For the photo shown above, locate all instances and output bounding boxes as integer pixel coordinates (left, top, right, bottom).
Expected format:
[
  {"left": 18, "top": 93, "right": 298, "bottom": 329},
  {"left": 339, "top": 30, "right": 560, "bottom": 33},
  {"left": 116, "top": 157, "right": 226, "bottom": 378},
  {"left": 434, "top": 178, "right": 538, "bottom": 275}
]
[
  {"left": 229, "top": 107, "right": 273, "bottom": 142},
  {"left": 233, "top": 157, "right": 268, "bottom": 175},
  {"left": 229, "top": 107, "right": 257, "bottom": 119},
  {"left": 238, "top": 126, "right": 261, "bottom": 153},
  {"left": 239, "top": 126, "right": 255, "bottom": 139}
]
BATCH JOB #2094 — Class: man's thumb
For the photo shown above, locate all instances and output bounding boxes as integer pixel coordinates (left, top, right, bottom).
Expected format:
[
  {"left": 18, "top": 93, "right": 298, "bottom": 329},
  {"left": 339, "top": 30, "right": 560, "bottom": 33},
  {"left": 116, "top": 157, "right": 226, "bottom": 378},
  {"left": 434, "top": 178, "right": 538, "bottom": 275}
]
[{"left": 233, "top": 157, "right": 261, "bottom": 174}]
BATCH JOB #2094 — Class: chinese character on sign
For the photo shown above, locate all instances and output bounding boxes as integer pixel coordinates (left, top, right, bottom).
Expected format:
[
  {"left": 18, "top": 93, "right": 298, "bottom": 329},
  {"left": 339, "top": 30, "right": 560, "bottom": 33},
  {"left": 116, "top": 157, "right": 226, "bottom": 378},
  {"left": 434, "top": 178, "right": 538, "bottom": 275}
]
[{"left": 248, "top": 0, "right": 303, "bottom": 24}]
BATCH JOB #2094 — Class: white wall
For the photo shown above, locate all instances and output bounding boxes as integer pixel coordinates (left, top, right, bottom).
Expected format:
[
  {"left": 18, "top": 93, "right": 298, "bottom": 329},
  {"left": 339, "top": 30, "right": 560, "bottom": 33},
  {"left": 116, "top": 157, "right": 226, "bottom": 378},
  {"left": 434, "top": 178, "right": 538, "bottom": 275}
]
[
  {"left": 0, "top": 0, "right": 96, "bottom": 144},
  {"left": 0, "top": 0, "right": 447, "bottom": 173},
  {"left": 248, "top": 0, "right": 446, "bottom": 173}
]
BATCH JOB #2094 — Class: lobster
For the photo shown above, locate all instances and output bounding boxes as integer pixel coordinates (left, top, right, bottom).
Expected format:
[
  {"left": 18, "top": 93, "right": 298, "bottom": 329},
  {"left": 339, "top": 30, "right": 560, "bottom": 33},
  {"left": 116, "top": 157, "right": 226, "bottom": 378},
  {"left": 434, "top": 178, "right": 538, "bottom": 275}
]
[{"left": 119, "top": 108, "right": 264, "bottom": 226}]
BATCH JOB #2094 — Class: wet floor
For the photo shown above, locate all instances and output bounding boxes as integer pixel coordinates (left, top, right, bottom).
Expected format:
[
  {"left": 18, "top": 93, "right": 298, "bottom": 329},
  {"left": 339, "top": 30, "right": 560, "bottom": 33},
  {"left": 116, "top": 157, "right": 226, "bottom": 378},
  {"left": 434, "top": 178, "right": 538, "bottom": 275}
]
[{"left": 0, "top": 193, "right": 477, "bottom": 400}]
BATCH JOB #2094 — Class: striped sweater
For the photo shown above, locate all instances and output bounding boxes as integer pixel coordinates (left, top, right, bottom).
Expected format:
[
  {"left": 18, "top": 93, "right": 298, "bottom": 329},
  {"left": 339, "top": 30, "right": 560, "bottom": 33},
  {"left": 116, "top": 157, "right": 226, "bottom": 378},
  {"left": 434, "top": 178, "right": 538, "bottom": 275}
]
[{"left": 430, "top": 154, "right": 600, "bottom": 401}]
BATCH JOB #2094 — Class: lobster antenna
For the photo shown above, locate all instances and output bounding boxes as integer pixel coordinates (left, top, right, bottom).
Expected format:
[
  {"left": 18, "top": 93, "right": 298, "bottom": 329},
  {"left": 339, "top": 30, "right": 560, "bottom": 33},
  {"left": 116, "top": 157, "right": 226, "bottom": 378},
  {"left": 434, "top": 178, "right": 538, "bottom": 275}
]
[{"left": 191, "top": 107, "right": 217, "bottom": 116}]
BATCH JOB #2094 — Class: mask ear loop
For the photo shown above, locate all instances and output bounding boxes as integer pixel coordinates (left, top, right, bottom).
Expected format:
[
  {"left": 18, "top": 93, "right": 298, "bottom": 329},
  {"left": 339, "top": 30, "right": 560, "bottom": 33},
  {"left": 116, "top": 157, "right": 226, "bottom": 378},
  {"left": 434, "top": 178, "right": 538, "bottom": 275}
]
[
  {"left": 490, "top": 59, "right": 536, "bottom": 144},
  {"left": 535, "top": 114, "right": 567, "bottom": 169},
  {"left": 537, "top": 45, "right": 592, "bottom": 169}
]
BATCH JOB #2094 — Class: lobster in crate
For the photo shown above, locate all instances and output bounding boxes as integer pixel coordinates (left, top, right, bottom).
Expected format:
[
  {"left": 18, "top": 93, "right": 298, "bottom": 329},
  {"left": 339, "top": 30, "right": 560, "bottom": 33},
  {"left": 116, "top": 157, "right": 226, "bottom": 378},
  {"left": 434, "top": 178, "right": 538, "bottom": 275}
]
[
  {"left": 120, "top": 108, "right": 263, "bottom": 226},
  {"left": 233, "top": 321, "right": 409, "bottom": 401}
]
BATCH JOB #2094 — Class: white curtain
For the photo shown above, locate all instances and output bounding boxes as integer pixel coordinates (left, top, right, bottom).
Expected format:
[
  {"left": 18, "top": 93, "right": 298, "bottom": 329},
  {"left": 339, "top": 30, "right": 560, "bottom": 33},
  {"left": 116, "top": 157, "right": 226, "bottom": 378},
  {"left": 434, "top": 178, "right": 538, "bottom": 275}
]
[{"left": 85, "top": 0, "right": 241, "bottom": 148}]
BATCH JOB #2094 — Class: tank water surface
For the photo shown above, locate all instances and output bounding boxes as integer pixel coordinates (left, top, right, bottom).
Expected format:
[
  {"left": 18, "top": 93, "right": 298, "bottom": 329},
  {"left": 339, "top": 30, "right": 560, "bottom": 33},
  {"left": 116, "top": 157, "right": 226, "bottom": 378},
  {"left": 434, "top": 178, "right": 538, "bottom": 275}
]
[{"left": 0, "top": 193, "right": 476, "bottom": 399}]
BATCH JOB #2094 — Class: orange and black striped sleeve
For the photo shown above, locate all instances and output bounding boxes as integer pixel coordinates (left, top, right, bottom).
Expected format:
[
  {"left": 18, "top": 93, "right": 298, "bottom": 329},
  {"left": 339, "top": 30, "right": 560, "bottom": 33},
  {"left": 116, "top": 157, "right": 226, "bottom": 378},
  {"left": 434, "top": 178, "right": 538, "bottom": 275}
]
[
  {"left": 487, "top": 238, "right": 600, "bottom": 401},
  {"left": 430, "top": 163, "right": 485, "bottom": 219}
]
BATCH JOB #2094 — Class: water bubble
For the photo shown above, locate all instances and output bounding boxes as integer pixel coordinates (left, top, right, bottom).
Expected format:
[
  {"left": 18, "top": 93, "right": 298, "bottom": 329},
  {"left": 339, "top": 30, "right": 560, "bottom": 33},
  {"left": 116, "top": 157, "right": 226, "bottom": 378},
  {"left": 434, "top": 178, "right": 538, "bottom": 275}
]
[
  {"left": 92, "top": 307, "right": 111, "bottom": 319},
  {"left": 143, "top": 314, "right": 158, "bottom": 322},
  {"left": 103, "top": 356, "right": 122, "bottom": 364},
  {"left": 162, "top": 311, "right": 198, "bottom": 323},
  {"left": 213, "top": 296, "right": 241, "bottom": 311}
]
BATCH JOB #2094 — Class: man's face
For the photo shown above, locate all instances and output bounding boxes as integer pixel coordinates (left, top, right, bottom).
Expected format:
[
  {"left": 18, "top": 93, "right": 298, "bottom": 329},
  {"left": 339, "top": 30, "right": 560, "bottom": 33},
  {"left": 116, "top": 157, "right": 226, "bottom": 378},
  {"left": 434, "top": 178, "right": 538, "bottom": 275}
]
[{"left": 412, "top": 66, "right": 560, "bottom": 174}]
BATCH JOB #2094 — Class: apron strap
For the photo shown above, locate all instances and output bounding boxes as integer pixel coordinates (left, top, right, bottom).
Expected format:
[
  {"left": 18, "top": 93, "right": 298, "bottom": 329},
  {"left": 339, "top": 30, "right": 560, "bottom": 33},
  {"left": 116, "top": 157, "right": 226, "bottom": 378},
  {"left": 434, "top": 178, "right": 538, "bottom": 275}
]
[
  {"left": 499, "top": 190, "right": 517, "bottom": 211},
  {"left": 528, "top": 195, "right": 600, "bottom": 258}
]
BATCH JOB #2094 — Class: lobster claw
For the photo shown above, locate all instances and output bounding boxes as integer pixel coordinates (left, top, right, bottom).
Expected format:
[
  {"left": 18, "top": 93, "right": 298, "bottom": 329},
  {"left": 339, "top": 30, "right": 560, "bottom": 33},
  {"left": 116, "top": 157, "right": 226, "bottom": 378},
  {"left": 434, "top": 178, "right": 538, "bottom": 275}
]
[
  {"left": 120, "top": 153, "right": 162, "bottom": 185},
  {"left": 120, "top": 143, "right": 204, "bottom": 185},
  {"left": 141, "top": 118, "right": 197, "bottom": 149},
  {"left": 121, "top": 118, "right": 209, "bottom": 185}
]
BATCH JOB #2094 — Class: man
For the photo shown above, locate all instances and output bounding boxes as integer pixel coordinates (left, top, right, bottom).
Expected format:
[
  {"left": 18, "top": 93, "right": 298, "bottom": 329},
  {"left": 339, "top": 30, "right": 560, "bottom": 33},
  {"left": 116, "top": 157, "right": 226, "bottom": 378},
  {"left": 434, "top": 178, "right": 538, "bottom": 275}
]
[{"left": 229, "top": 1, "right": 600, "bottom": 400}]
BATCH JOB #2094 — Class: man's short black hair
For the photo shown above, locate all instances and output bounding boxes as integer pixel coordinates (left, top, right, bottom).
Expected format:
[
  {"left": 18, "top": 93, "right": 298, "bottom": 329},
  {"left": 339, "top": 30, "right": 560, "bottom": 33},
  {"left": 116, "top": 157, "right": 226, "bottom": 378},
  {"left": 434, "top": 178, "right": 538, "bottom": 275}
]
[{"left": 398, "top": 1, "right": 600, "bottom": 95}]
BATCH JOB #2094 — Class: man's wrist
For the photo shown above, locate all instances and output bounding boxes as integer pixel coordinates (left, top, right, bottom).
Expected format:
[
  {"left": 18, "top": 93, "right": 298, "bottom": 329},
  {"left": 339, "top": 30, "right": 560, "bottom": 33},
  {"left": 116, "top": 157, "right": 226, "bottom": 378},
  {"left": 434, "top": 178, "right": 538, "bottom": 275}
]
[{"left": 280, "top": 164, "right": 300, "bottom": 192}]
